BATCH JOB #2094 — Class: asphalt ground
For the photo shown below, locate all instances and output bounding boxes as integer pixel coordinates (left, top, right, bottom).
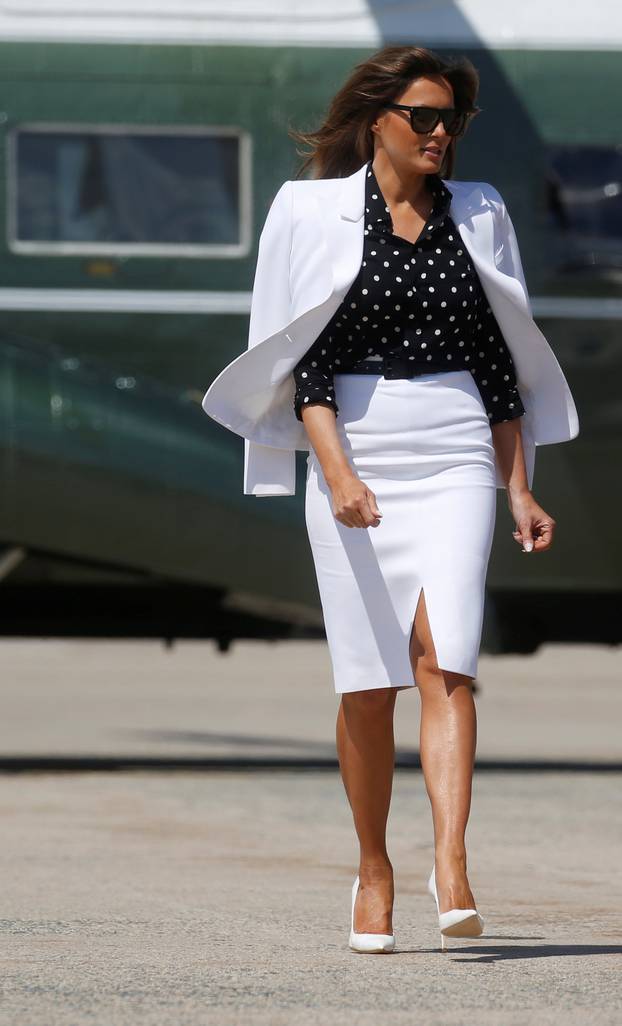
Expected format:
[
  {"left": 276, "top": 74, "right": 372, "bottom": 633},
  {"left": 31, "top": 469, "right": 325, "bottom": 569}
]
[{"left": 0, "top": 638, "right": 620, "bottom": 1025}]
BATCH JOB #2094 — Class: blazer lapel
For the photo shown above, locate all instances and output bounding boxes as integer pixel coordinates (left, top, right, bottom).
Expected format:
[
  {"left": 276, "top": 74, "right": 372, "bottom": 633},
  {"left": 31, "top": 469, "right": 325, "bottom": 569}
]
[{"left": 446, "top": 184, "right": 530, "bottom": 313}]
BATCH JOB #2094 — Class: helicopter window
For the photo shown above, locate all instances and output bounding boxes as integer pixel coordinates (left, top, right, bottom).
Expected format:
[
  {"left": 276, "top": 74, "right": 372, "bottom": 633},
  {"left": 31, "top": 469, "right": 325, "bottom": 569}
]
[
  {"left": 8, "top": 124, "right": 250, "bottom": 258},
  {"left": 545, "top": 145, "right": 622, "bottom": 277}
]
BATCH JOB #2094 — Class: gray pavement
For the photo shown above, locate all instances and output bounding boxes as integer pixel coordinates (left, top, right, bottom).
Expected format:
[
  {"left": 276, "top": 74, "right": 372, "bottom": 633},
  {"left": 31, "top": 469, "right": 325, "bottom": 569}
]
[{"left": 0, "top": 639, "right": 621, "bottom": 1024}]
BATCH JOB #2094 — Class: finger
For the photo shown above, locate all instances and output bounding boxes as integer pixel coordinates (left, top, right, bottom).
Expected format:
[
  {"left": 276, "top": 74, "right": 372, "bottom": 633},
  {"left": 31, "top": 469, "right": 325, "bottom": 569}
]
[
  {"left": 334, "top": 507, "right": 355, "bottom": 528},
  {"left": 534, "top": 521, "right": 555, "bottom": 550},
  {"left": 347, "top": 507, "right": 367, "bottom": 529},
  {"left": 362, "top": 496, "right": 382, "bottom": 527},
  {"left": 366, "top": 490, "right": 383, "bottom": 519},
  {"left": 514, "top": 521, "right": 535, "bottom": 552},
  {"left": 513, "top": 527, "right": 532, "bottom": 551}
]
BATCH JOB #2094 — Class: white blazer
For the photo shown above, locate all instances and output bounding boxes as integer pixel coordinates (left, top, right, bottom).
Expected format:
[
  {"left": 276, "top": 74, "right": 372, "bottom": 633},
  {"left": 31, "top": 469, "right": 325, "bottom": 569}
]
[{"left": 202, "top": 161, "right": 579, "bottom": 496}]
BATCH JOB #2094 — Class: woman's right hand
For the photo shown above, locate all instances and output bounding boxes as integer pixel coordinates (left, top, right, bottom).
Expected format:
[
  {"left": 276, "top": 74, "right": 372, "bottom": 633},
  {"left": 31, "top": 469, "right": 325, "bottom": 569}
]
[
  {"left": 330, "top": 472, "right": 383, "bottom": 529},
  {"left": 297, "top": 404, "right": 382, "bottom": 527}
]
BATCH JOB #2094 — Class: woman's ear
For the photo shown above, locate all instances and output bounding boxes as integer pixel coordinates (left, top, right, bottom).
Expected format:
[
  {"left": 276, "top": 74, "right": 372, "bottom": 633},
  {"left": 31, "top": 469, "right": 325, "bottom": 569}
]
[{"left": 370, "top": 113, "right": 384, "bottom": 136}]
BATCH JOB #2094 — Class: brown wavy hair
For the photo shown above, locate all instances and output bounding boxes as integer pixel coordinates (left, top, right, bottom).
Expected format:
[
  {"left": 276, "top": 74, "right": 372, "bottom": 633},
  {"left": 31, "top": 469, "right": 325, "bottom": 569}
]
[{"left": 288, "top": 45, "right": 480, "bottom": 181}]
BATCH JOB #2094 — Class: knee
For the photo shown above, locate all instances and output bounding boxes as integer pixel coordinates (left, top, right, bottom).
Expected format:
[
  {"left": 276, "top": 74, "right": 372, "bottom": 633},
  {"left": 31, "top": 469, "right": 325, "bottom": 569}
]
[
  {"left": 412, "top": 650, "right": 443, "bottom": 686},
  {"left": 415, "top": 658, "right": 473, "bottom": 696},
  {"left": 341, "top": 686, "right": 397, "bottom": 719}
]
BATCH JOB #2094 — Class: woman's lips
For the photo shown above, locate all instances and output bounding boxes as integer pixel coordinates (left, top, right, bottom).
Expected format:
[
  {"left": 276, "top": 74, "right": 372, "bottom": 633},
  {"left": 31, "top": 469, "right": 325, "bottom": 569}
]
[{"left": 422, "top": 147, "right": 442, "bottom": 158}]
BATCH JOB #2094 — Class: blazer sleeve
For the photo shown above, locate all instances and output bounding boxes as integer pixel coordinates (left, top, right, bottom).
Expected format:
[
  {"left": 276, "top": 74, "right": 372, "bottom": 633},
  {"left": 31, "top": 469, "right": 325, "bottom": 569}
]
[{"left": 243, "top": 179, "right": 297, "bottom": 497}]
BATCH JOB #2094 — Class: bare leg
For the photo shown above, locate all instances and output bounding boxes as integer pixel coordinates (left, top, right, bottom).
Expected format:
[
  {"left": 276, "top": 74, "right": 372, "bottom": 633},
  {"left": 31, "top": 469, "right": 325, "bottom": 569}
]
[
  {"left": 336, "top": 687, "right": 398, "bottom": 933},
  {"left": 410, "top": 588, "right": 478, "bottom": 914}
]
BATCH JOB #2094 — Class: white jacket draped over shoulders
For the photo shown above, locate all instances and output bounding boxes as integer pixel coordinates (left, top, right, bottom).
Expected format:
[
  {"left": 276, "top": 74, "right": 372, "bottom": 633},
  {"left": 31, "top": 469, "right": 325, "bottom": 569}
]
[{"left": 202, "top": 161, "right": 579, "bottom": 496}]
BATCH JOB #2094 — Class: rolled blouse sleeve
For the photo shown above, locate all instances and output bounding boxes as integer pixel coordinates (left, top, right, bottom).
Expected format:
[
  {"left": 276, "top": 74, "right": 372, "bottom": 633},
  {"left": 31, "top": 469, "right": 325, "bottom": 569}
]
[
  {"left": 469, "top": 283, "right": 526, "bottom": 425},
  {"left": 293, "top": 329, "right": 339, "bottom": 421}
]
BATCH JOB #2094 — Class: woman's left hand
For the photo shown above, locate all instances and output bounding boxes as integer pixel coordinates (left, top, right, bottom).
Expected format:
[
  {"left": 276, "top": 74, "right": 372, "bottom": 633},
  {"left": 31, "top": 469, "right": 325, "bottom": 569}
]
[{"left": 508, "top": 491, "right": 556, "bottom": 553}]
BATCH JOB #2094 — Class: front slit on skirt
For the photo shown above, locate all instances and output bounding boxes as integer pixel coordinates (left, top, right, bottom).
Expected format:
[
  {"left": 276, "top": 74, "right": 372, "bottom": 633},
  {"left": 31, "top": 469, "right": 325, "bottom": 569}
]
[{"left": 303, "top": 370, "right": 498, "bottom": 695}]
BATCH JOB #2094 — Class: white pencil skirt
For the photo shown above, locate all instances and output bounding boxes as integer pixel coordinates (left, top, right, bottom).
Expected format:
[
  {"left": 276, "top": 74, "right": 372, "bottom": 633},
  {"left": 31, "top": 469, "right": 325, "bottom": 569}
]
[{"left": 304, "top": 369, "right": 498, "bottom": 695}]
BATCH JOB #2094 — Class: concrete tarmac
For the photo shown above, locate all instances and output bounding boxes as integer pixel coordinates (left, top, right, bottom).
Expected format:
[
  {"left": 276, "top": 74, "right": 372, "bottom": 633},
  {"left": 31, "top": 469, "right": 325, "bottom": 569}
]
[{"left": 0, "top": 639, "right": 621, "bottom": 1025}]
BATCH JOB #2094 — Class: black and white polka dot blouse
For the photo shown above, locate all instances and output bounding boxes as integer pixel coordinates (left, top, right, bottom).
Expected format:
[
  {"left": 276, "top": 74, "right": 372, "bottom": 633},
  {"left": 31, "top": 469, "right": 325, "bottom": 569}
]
[{"left": 293, "top": 159, "right": 526, "bottom": 426}]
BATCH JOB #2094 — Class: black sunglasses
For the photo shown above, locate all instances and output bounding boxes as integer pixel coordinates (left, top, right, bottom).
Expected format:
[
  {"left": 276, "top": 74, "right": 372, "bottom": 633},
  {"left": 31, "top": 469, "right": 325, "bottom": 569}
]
[{"left": 382, "top": 104, "right": 482, "bottom": 137}]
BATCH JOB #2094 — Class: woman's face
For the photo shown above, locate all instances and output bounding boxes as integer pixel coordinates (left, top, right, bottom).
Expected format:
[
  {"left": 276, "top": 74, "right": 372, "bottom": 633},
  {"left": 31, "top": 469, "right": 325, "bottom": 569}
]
[{"left": 371, "top": 74, "right": 454, "bottom": 174}]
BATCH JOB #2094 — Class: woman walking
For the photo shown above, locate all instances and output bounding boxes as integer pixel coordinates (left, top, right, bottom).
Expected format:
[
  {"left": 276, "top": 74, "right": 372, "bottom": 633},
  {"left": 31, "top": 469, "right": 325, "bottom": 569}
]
[{"left": 201, "top": 45, "right": 579, "bottom": 953}]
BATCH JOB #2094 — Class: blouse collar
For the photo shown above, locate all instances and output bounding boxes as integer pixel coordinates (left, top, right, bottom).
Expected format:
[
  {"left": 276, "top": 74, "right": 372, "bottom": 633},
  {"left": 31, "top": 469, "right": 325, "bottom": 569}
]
[{"left": 364, "top": 158, "right": 452, "bottom": 238}]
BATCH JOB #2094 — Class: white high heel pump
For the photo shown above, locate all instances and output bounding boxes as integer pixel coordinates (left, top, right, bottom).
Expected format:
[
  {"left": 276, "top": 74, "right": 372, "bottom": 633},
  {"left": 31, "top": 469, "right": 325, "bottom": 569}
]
[
  {"left": 349, "top": 875, "right": 395, "bottom": 953},
  {"left": 427, "top": 864, "right": 484, "bottom": 950}
]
